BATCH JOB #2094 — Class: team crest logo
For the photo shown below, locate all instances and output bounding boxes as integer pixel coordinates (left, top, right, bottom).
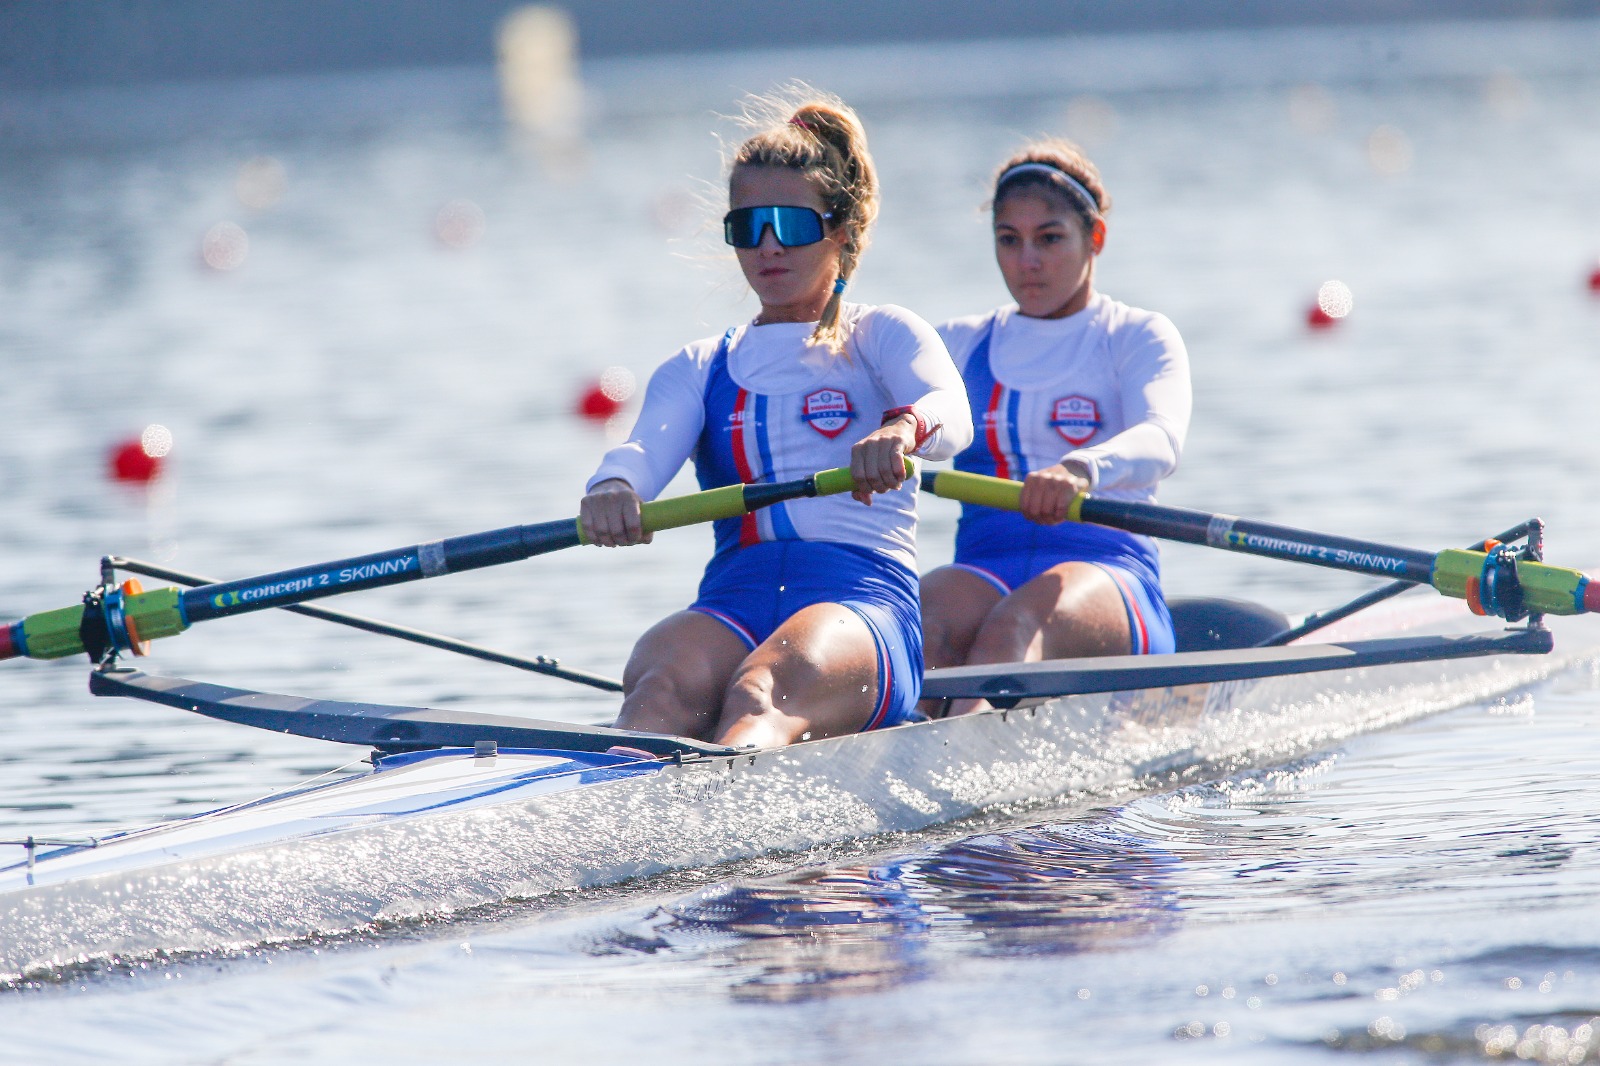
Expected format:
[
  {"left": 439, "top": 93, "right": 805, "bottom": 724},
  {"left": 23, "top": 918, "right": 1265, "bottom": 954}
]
[
  {"left": 801, "top": 388, "right": 856, "bottom": 439},
  {"left": 1050, "top": 395, "right": 1101, "bottom": 445}
]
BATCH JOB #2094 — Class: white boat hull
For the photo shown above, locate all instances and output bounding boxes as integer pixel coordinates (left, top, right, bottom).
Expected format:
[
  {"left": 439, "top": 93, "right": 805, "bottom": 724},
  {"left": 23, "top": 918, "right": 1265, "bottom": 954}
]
[{"left": 2, "top": 597, "right": 1594, "bottom": 981}]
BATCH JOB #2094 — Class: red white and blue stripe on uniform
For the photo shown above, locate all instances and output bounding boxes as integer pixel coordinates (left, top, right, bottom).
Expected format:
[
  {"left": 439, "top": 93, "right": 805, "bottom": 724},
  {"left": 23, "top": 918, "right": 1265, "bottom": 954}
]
[
  {"left": 694, "top": 330, "right": 801, "bottom": 555},
  {"left": 966, "top": 329, "right": 1031, "bottom": 481},
  {"left": 1098, "top": 563, "right": 1152, "bottom": 655},
  {"left": 855, "top": 603, "right": 897, "bottom": 730}
]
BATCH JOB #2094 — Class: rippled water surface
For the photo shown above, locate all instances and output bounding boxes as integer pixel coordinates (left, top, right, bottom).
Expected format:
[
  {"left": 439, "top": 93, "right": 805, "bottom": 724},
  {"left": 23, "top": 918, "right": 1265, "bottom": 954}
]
[{"left": 4, "top": 17, "right": 1600, "bottom": 1064}]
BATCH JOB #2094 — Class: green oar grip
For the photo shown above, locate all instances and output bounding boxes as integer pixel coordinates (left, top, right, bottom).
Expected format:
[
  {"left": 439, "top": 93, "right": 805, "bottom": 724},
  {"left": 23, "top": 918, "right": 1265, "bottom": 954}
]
[
  {"left": 922, "top": 469, "right": 1025, "bottom": 512},
  {"left": 641, "top": 483, "right": 751, "bottom": 532},
  {"left": 1433, "top": 549, "right": 1598, "bottom": 617},
  {"left": 11, "top": 604, "right": 87, "bottom": 660},
  {"left": 812, "top": 466, "right": 861, "bottom": 497}
]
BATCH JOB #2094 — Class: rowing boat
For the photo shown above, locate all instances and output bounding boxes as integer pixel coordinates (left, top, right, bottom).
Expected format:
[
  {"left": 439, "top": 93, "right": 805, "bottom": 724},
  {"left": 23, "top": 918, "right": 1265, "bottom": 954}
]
[{"left": 2, "top": 468, "right": 1595, "bottom": 981}]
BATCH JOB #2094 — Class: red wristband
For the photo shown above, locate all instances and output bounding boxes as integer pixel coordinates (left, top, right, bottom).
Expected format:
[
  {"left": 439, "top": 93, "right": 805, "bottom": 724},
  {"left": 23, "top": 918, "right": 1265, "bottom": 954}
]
[{"left": 881, "top": 405, "right": 940, "bottom": 453}]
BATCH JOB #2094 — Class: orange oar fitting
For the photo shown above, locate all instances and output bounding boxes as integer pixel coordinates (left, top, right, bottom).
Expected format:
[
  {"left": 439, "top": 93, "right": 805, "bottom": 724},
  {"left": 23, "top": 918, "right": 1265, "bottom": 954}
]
[{"left": 120, "top": 579, "right": 152, "bottom": 656}]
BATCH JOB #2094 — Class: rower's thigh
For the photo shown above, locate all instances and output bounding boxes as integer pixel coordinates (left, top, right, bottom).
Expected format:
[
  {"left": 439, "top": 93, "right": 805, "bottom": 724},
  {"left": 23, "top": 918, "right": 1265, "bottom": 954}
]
[
  {"left": 716, "top": 603, "right": 878, "bottom": 747},
  {"left": 920, "top": 565, "right": 1005, "bottom": 669},
  {"left": 984, "top": 562, "right": 1131, "bottom": 660},
  {"left": 617, "top": 610, "right": 751, "bottom": 737}
]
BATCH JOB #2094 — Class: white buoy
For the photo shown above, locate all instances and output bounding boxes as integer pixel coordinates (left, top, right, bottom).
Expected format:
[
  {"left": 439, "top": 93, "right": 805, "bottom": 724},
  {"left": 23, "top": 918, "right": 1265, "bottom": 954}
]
[
  {"left": 235, "top": 157, "right": 287, "bottom": 211},
  {"left": 1288, "top": 84, "right": 1337, "bottom": 136},
  {"left": 496, "top": 5, "right": 582, "bottom": 139},
  {"left": 1366, "top": 125, "right": 1413, "bottom": 176},
  {"left": 1063, "top": 95, "right": 1118, "bottom": 146}
]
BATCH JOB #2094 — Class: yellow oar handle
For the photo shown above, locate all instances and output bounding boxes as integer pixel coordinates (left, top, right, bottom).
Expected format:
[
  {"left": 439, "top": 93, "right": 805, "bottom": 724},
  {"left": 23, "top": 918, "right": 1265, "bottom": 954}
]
[
  {"left": 920, "top": 468, "right": 1025, "bottom": 513},
  {"left": 635, "top": 483, "right": 752, "bottom": 533},
  {"left": 1433, "top": 549, "right": 1600, "bottom": 617},
  {"left": 579, "top": 462, "right": 909, "bottom": 544}
]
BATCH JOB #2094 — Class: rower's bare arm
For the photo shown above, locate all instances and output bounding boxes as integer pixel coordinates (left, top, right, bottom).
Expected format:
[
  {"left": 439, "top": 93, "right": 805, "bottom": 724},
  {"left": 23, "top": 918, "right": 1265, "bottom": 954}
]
[{"left": 581, "top": 478, "right": 651, "bottom": 546}]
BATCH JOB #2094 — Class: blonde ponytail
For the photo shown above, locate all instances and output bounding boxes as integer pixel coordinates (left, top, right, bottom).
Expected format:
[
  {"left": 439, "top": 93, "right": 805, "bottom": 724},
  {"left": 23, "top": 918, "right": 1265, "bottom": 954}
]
[{"left": 730, "top": 89, "right": 879, "bottom": 353}]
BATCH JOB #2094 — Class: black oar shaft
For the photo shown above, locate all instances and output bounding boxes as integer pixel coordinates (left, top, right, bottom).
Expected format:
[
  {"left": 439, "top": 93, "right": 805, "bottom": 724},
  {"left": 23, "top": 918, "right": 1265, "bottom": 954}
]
[
  {"left": 182, "top": 519, "right": 577, "bottom": 624},
  {"left": 109, "top": 556, "right": 623, "bottom": 692},
  {"left": 1076, "top": 498, "right": 1440, "bottom": 583},
  {"left": 1256, "top": 521, "right": 1543, "bottom": 647},
  {"left": 920, "top": 469, "right": 1596, "bottom": 619},
  {"left": 6, "top": 465, "right": 869, "bottom": 662}
]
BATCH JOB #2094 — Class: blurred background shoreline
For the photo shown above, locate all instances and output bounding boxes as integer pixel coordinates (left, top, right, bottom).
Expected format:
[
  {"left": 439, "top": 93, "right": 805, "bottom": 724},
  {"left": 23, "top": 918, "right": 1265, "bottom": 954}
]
[
  {"left": 6, "top": 3, "right": 1600, "bottom": 146},
  {"left": 9, "top": 1, "right": 1600, "bottom": 88}
]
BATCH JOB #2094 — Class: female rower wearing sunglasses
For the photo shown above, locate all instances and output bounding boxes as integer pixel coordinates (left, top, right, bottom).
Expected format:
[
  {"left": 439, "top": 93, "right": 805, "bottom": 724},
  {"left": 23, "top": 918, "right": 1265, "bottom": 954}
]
[
  {"left": 580, "top": 94, "right": 972, "bottom": 749},
  {"left": 922, "top": 139, "right": 1191, "bottom": 715}
]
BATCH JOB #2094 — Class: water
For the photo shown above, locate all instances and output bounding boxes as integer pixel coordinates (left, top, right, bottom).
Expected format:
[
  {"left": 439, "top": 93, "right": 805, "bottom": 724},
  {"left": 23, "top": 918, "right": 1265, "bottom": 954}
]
[{"left": 4, "top": 16, "right": 1600, "bottom": 1064}]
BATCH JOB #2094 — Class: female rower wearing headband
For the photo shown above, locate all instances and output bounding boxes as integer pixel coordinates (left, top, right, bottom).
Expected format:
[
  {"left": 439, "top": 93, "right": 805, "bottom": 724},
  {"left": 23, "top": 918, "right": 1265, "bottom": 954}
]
[
  {"left": 922, "top": 139, "right": 1191, "bottom": 713},
  {"left": 581, "top": 92, "right": 972, "bottom": 748}
]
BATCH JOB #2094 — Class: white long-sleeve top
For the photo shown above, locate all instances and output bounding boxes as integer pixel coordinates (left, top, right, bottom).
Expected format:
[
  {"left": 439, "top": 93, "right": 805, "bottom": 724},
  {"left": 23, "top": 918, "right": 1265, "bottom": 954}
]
[
  {"left": 589, "top": 302, "right": 973, "bottom": 568},
  {"left": 938, "top": 293, "right": 1190, "bottom": 502}
]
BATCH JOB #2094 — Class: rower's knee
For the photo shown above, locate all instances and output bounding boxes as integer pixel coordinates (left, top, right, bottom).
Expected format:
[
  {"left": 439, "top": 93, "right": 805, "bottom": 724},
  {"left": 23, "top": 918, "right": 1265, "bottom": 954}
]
[
  {"left": 920, "top": 567, "right": 999, "bottom": 669},
  {"left": 971, "top": 599, "right": 1047, "bottom": 658},
  {"left": 722, "top": 650, "right": 815, "bottom": 719},
  {"left": 716, "top": 664, "right": 803, "bottom": 747},
  {"left": 967, "top": 563, "right": 1138, "bottom": 663},
  {"left": 717, "top": 630, "right": 849, "bottom": 744},
  {"left": 624, "top": 664, "right": 696, "bottom": 708},
  {"left": 618, "top": 657, "right": 725, "bottom": 737},
  {"left": 921, "top": 611, "right": 971, "bottom": 670}
]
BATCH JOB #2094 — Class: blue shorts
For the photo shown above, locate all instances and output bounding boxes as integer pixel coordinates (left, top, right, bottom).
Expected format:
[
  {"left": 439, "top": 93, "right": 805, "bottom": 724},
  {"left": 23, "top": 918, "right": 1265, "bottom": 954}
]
[
  {"left": 952, "top": 506, "right": 1174, "bottom": 656},
  {"left": 691, "top": 541, "right": 925, "bottom": 730},
  {"left": 951, "top": 554, "right": 1175, "bottom": 656}
]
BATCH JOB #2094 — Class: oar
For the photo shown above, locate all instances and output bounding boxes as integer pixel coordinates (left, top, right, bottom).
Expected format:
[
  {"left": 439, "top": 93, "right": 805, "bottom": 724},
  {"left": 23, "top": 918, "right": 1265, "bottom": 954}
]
[
  {"left": 104, "top": 555, "right": 625, "bottom": 692},
  {"left": 922, "top": 470, "right": 1598, "bottom": 620},
  {"left": 2, "top": 466, "right": 872, "bottom": 664},
  {"left": 1255, "top": 519, "right": 1544, "bottom": 646}
]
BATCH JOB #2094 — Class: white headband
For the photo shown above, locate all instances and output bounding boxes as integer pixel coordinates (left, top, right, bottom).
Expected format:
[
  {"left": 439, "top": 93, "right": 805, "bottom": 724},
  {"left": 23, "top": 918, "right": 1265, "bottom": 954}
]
[{"left": 996, "top": 162, "right": 1101, "bottom": 220}]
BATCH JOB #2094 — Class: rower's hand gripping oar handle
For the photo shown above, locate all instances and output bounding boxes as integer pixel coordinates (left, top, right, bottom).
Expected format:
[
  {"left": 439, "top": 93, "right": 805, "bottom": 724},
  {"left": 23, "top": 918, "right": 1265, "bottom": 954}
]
[
  {"left": 1, "top": 463, "right": 901, "bottom": 663},
  {"left": 920, "top": 468, "right": 1599, "bottom": 619},
  {"left": 580, "top": 466, "right": 864, "bottom": 543}
]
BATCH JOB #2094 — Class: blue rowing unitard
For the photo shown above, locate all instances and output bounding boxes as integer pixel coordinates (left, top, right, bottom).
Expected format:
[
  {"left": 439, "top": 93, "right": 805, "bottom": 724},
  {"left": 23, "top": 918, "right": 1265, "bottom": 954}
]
[
  {"left": 941, "top": 300, "right": 1192, "bottom": 655},
  {"left": 689, "top": 329, "right": 927, "bottom": 727}
]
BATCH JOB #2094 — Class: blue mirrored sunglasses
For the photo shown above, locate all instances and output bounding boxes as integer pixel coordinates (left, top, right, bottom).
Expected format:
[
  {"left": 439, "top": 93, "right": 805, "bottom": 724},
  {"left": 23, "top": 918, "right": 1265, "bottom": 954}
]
[{"left": 723, "top": 205, "right": 834, "bottom": 249}]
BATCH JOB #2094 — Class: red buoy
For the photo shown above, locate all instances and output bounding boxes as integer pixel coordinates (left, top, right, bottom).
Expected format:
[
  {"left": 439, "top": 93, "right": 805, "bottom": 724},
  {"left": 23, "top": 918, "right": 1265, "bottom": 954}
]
[
  {"left": 109, "top": 425, "right": 173, "bottom": 484},
  {"left": 1587, "top": 262, "right": 1600, "bottom": 294},
  {"left": 577, "top": 384, "right": 622, "bottom": 421},
  {"left": 1306, "top": 304, "right": 1337, "bottom": 329},
  {"left": 575, "top": 368, "right": 637, "bottom": 422},
  {"left": 110, "top": 440, "right": 160, "bottom": 483}
]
